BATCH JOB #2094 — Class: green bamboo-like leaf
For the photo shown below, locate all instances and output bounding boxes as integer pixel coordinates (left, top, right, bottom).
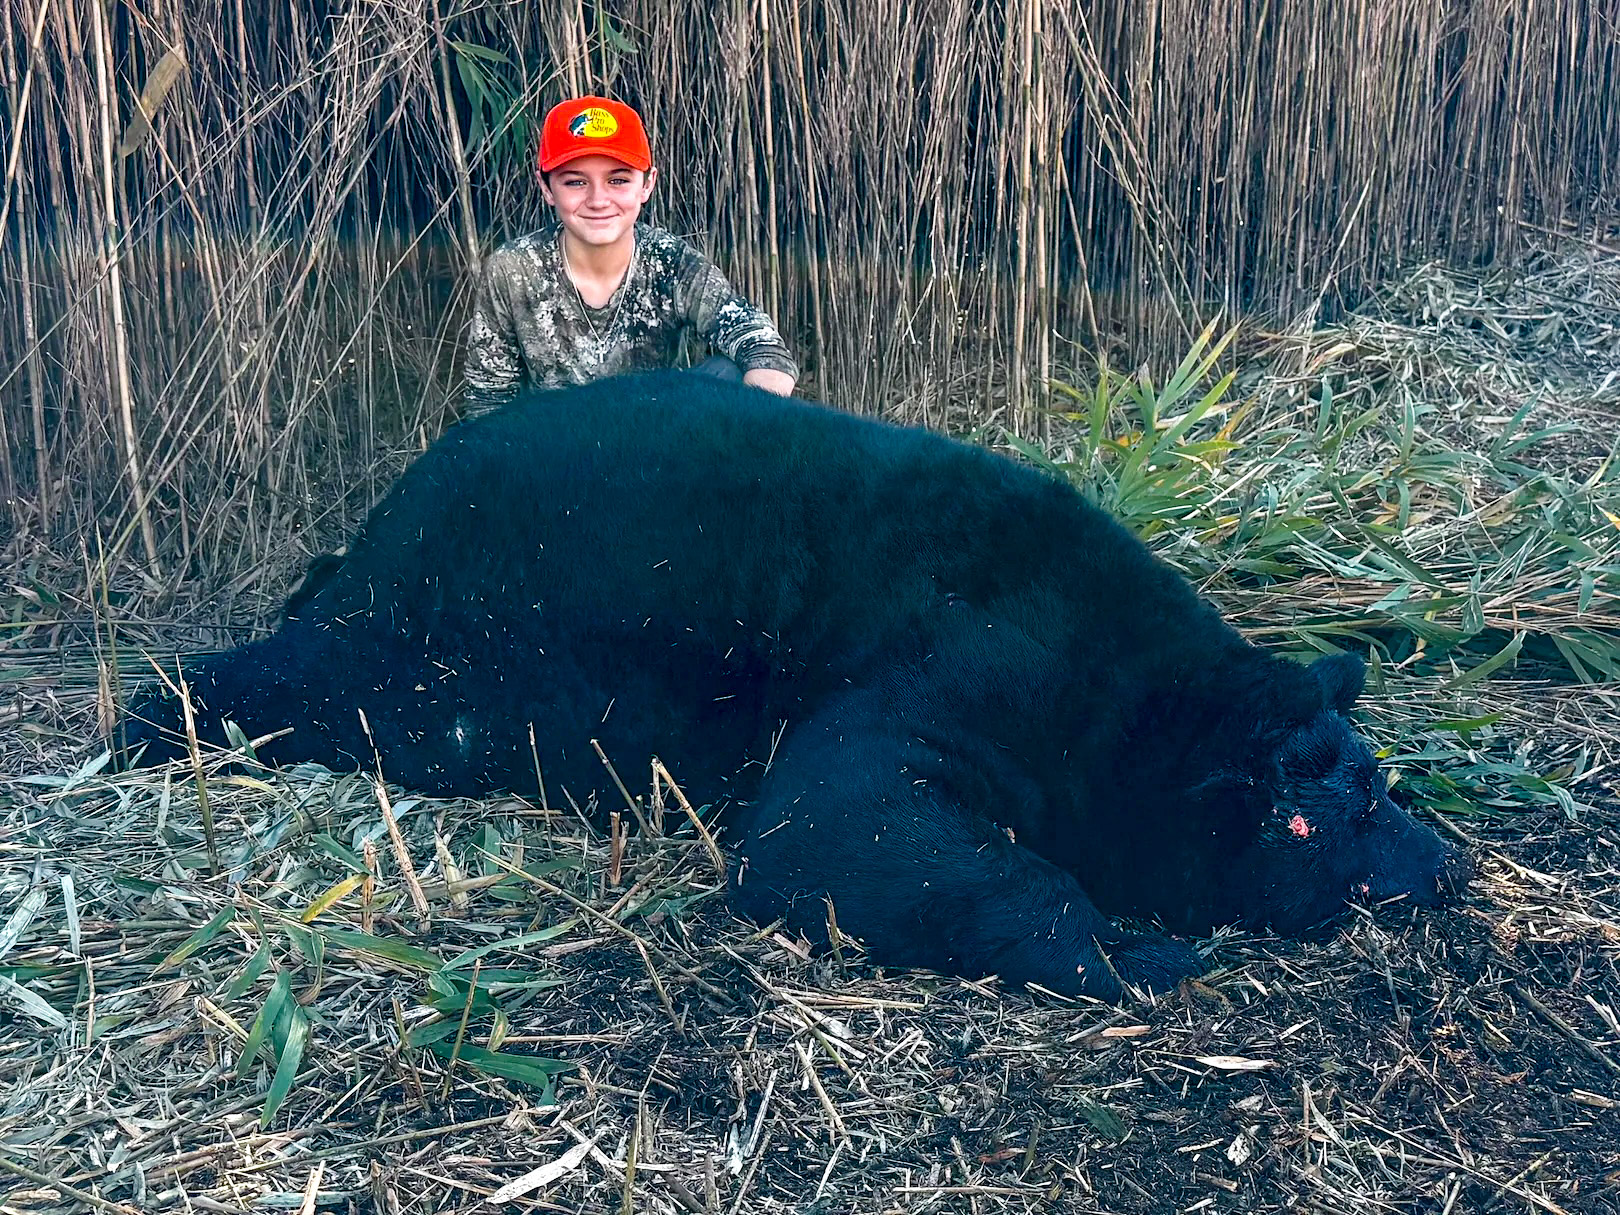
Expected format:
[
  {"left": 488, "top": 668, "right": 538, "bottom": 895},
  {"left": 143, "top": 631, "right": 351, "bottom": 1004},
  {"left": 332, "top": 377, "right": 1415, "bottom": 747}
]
[
  {"left": 0, "top": 973, "right": 68, "bottom": 1028},
  {"left": 450, "top": 39, "right": 512, "bottom": 65},
  {"left": 61, "top": 749, "right": 114, "bottom": 791},
  {"left": 1002, "top": 433, "right": 1065, "bottom": 475},
  {"left": 260, "top": 1005, "right": 310, "bottom": 1128},
  {"left": 441, "top": 921, "right": 577, "bottom": 973},
  {"left": 1429, "top": 711, "right": 1508, "bottom": 732},
  {"left": 239, "top": 970, "right": 293, "bottom": 1074},
  {"left": 421, "top": 983, "right": 501, "bottom": 1017},
  {"left": 426, "top": 1041, "right": 574, "bottom": 1090},
  {"left": 1445, "top": 632, "right": 1526, "bottom": 689},
  {"left": 309, "top": 833, "right": 368, "bottom": 873},
  {"left": 467, "top": 969, "right": 569, "bottom": 990},
  {"left": 156, "top": 905, "right": 236, "bottom": 972},
  {"left": 319, "top": 928, "right": 443, "bottom": 971},
  {"left": 408, "top": 1018, "right": 459, "bottom": 1048},
  {"left": 474, "top": 825, "right": 503, "bottom": 875},
  {"left": 223, "top": 931, "right": 273, "bottom": 1001},
  {"left": 1072, "top": 1095, "right": 1127, "bottom": 1141},
  {"left": 221, "top": 719, "right": 259, "bottom": 761}
]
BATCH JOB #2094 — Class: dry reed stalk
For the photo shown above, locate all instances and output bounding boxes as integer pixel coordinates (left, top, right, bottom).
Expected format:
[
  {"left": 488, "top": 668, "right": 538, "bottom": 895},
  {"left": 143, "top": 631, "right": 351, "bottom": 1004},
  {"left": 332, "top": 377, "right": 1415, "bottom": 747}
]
[
  {"left": 756, "top": 0, "right": 781, "bottom": 324},
  {"left": 0, "top": 0, "right": 50, "bottom": 242},
  {"left": 429, "top": 0, "right": 480, "bottom": 276},
  {"left": 88, "top": 0, "right": 157, "bottom": 569},
  {"left": 785, "top": 0, "right": 824, "bottom": 380},
  {"left": 0, "top": 0, "right": 1613, "bottom": 599}
]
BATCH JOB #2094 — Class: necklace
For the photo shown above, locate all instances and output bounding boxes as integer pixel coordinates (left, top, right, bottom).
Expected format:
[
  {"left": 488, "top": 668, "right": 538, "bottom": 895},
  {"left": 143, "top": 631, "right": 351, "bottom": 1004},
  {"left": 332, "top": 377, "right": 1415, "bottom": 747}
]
[{"left": 560, "top": 233, "right": 636, "bottom": 368}]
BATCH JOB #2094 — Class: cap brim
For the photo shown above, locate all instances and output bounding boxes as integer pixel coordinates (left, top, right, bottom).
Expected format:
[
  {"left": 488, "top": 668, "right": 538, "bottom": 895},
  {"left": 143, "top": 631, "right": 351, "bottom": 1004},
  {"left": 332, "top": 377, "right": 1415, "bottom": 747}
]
[{"left": 539, "top": 146, "right": 652, "bottom": 173}]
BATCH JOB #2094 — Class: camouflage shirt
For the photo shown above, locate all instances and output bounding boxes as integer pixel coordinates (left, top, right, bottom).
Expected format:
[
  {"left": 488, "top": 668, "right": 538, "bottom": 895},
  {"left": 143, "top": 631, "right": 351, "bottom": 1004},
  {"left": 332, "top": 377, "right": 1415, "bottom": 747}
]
[{"left": 462, "top": 223, "right": 798, "bottom": 413}]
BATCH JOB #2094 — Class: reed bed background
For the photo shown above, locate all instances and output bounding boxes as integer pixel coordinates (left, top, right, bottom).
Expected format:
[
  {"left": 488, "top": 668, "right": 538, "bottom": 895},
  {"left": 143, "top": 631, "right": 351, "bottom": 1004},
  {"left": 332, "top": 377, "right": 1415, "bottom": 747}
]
[{"left": 0, "top": 0, "right": 1615, "bottom": 607}]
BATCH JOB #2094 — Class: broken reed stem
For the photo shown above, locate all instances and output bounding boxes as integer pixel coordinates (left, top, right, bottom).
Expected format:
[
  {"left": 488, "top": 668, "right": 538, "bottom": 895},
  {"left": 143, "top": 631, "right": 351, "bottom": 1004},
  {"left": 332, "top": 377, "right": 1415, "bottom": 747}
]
[
  {"left": 796, "top": 1039, "right": 848, "bottom": 1142},
  {"left": 1511, "top": 981, "right": 1620, "bottom": 1079},
  {"left": 608, "top": 810, "right": 625, "bottom": 886},
  {"left": 633, "top": 937, "right": 685, "bottom": 1036},
  {"left": 592, "top": 738, "right": 652, "bottom": 835},
  {"left": 651, "top": 757, "right": 726, "bottom": 880},
  {"left": 428, "top": 0, "right": 479, "bottom": 277},
  {"left": 175, "top": 671, "right": 218, "bottom": 877},
  {"left": 481, "top": 847, "right": 735, "bottom": 1005},
  {"left": 0, "top": 1154, "right": 138, "bottom": 1215},
  {"left": 440, "top": 958, "right": 482, "bottom": 1102},
  {"left": 620, "top": 1106, "right": 639, "bottom": 1215},
  {"left": 359, "top": 708, "right": 430, "bottom": 919}
]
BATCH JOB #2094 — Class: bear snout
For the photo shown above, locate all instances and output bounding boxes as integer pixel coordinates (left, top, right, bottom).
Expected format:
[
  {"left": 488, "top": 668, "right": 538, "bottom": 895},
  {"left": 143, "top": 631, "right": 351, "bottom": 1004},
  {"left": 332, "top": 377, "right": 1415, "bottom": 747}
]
[
  {"left": 1435, "top": 843, "right": 1476, "bottom": 899},
  {"left": 1368, "top": 831, "right": 1473, "bottom": 908}
]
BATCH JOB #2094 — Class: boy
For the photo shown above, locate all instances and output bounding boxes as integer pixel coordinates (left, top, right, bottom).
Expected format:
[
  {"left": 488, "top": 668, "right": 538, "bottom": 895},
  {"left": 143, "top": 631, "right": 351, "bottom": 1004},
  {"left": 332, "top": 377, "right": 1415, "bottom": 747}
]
[{"left": 462, "top": 96, "right": 798, "bottom": 413}]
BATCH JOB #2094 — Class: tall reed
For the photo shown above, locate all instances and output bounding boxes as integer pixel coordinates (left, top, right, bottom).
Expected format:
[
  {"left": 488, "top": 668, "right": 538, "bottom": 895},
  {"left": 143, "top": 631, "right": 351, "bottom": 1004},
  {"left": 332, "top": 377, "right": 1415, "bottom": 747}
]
[{"left": 0, "top": 0, "right": 1613, "bottom": 615}]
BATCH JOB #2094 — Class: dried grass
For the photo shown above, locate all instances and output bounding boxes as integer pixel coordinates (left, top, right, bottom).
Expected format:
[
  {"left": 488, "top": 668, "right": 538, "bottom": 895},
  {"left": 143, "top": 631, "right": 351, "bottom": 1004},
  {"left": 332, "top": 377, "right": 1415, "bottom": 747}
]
[{"left": 2, "top": 0, "right": 1616, "bottom": 601}]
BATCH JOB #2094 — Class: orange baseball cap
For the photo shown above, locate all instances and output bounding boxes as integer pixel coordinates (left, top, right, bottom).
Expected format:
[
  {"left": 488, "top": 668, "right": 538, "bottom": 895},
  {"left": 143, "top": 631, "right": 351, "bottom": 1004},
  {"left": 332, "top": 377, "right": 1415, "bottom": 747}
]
[{"left": 538, "top": 96, "right": 652, "bottom": 173}]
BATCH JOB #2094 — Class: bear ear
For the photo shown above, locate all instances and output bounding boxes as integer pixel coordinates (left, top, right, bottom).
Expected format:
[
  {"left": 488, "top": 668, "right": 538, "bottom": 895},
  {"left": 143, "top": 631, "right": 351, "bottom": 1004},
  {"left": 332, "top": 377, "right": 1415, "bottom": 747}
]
[{"left": 1308, "top": 652, "right": 1365, "bottom": 713}]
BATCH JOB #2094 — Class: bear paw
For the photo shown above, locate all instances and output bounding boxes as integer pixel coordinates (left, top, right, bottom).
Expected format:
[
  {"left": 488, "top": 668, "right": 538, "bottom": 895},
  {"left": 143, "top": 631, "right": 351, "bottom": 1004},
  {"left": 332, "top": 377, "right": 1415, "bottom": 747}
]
[{"left": 1094, "top": 932, "right": 1204, "bottom": 997}]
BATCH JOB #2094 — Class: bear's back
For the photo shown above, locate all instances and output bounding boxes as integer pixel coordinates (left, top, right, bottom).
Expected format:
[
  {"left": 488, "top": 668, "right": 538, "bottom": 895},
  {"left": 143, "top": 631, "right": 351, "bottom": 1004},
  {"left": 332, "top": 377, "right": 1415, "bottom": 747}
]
[{"left": 301, "top": 373, "right": 1228, "bottom": 700}]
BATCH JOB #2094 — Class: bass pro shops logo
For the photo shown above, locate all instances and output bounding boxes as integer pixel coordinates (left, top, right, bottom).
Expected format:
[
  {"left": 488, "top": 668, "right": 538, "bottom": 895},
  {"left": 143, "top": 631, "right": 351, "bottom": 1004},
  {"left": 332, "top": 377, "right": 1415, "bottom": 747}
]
[{"left": 568, "top": 107, "right": 620, "bottom": 139}]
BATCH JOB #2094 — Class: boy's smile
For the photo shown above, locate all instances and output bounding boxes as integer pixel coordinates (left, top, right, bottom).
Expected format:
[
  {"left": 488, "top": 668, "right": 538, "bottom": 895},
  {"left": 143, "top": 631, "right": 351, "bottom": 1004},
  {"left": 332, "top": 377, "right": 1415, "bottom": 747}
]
[{"left": 541, "top": 154, "right": 657, "bottom": 250}]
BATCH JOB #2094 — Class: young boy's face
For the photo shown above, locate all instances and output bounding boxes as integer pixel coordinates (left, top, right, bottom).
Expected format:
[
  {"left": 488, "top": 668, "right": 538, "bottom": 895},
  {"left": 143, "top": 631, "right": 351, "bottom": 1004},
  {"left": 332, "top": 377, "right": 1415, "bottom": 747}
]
[{"left": 540, "top": 155, "right": 657, "bottom": 249}]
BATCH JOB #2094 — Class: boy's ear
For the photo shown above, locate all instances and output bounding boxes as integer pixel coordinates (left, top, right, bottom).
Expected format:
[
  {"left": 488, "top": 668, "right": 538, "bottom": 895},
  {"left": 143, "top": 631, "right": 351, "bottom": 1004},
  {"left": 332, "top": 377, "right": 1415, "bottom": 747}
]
[{"left": 1308, "top": 652, "right": 1365, "bottom": 713}]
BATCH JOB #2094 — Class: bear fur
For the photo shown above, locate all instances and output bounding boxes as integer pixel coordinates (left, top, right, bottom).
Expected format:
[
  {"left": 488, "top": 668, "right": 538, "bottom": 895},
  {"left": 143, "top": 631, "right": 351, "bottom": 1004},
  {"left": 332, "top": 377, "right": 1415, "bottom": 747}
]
[{"left": 123, "top": 372, "right": 1469, "bottom": 999}]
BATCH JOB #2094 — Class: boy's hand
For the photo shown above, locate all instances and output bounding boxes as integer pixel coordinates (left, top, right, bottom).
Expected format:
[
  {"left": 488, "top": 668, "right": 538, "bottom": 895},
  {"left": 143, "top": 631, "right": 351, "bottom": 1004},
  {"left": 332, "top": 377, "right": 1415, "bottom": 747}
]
[{"left": 743, "top": 368, "right": 797, "bottom": 396}]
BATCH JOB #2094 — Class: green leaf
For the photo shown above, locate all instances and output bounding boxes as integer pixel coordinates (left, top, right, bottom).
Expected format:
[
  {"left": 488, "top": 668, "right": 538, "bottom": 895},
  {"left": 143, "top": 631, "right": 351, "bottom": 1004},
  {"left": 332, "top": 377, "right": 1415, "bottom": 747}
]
[
  {"left": 408, "top": 1018, "right": 460, "bottom": 1048},
  {"left": 319, "top": 928, "right": 443, "bottom": 971},
  {"left": 0, "top": 973, "right": 68, "bottom": 1028},
  {"left": 157, "top": 905, "right": 237, "bottom": 972},
  {"left": 222, "top": 719, "right": 259, "bottom": 762},
  {"left": 224, "top": 931, "right": 273, "bottom": 1001},
  {"left": 61, "top": 749, "right": 114, "bottom": 791},
  {"left": 260, "top": 1005, "right": 310, "bottom": 1127},
  {"left": 1072, "top": 1095, "right": 1127, "bottom": 1141},
  {"left": 469, "top": 969, "right": 568, "bottom": 990},
  {"left": 426, "top": 1041, "right": 575, "bottom": 1091},
  {"left": 239, "top": 970, "right": 293, "bottom": 1074},
  {"left": 1429, "top": 711, "right": 1508, "bottom": 733},
  {"left": 450, "top": 39, "right": 512, "bottom": 65},
  {"left": 440, "top": 921, "right": 577, "bottom": 973},
  {"left": 309, "top": 833, "right": 368, "bottom": 873}
]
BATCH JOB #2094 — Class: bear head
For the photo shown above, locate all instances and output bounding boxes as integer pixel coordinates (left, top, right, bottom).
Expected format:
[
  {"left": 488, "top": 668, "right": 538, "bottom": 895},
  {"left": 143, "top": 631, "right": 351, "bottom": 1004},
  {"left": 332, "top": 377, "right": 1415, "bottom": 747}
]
[{"left": 1219, "top": 653, "right": 1474, "bottom": 934}]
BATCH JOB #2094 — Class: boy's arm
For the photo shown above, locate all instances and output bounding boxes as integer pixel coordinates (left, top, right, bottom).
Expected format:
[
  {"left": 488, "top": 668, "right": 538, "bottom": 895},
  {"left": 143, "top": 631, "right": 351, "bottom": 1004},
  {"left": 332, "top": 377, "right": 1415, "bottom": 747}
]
[
  {"left": 677, "top": 250, "right": 798, "bottom": 393},
  {"left": 462, "top": 255, "right": 525, "bottom": 413}
]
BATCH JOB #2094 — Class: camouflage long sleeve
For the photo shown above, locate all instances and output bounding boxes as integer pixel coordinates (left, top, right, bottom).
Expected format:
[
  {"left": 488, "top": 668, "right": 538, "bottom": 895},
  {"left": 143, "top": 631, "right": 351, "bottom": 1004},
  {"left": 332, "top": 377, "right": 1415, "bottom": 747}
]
[
  {"left": 460, "top": 224, "right": 796, "bottom": 413},
  {"left": 463, "top": 256, "right": 527, "bottom": 413},
  {"left": 673, "top": 255, "right": 799, "bottom": 378}
]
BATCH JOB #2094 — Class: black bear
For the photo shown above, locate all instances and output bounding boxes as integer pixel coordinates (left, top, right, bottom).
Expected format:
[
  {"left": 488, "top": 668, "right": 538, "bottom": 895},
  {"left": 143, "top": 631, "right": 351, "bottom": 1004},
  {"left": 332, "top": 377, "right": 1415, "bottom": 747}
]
[{"left": 123, "top": 372, "right": 1469, "bottom": 999}]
